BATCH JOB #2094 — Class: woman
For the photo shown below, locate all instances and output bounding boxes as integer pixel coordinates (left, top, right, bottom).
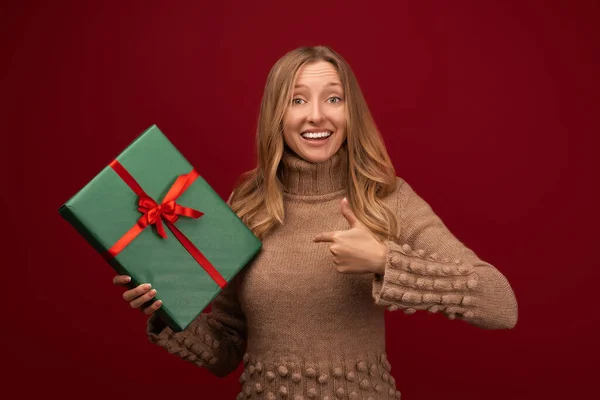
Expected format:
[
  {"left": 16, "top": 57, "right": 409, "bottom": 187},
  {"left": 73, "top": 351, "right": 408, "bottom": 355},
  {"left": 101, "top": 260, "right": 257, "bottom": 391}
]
[{"left": 114, "top": 46, "right": 518, "bottom": 399}]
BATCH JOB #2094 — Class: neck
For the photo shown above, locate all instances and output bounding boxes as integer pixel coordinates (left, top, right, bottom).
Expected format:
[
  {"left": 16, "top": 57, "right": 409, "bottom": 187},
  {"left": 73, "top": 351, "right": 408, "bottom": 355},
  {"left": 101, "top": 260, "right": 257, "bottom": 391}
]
[{"left": 280, "top": 145, "right": 348, "bottom": 196}]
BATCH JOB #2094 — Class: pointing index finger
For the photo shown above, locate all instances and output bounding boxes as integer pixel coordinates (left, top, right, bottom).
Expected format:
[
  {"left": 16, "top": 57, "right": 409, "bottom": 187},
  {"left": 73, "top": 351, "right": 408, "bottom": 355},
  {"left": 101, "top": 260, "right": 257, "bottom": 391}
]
[{"left": 313, "top": 231, "right": 337, "bottom": 243}]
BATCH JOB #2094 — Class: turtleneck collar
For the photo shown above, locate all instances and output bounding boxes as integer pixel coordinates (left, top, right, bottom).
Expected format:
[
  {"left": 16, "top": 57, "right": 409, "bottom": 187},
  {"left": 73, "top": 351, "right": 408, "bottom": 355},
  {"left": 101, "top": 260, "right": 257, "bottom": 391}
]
[{"left": 280, "top": 145, "right": 348, "bottom": 196}]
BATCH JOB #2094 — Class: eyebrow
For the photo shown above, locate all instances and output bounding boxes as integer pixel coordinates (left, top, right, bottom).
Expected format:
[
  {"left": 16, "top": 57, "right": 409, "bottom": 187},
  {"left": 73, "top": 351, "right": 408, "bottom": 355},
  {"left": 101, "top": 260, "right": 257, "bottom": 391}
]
[{"left": 294, "top": 82, "right": 342, "bottom": 89}]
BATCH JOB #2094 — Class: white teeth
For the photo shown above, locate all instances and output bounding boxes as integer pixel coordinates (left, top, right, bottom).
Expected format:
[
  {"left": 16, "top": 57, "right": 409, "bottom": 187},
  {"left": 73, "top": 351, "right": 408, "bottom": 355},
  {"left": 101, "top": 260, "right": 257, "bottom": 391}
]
[{"left": 301, "top": 131, "right": 332, "bottom": 139}]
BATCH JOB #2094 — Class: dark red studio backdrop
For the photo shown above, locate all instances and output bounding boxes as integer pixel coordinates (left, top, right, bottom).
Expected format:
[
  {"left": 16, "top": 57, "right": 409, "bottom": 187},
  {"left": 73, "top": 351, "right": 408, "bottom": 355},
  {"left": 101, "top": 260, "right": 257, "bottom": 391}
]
[{"left": 2, "top": 1, "right": 598, "bottom": 399}]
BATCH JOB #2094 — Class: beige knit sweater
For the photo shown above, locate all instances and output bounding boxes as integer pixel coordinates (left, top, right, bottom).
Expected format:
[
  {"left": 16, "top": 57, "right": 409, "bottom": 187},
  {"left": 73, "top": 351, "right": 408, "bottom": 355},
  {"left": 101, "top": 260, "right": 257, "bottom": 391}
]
[{"left": 146, "top": 146, "right": 518, "bottom": 400}]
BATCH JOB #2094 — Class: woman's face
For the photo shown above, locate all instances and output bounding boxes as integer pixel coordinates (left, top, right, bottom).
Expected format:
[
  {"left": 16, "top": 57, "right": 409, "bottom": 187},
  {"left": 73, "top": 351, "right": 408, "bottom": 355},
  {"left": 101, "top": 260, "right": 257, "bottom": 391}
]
[{"left": 282, "top": 61, "right": 346, "bottom": 163}]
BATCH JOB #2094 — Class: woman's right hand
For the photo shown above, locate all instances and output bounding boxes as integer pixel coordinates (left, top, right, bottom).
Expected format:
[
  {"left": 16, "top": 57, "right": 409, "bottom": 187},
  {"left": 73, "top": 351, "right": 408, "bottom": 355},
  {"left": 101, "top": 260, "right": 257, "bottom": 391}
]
[{"left": 112, "top": 275, "right": 163, "bottom": 315}]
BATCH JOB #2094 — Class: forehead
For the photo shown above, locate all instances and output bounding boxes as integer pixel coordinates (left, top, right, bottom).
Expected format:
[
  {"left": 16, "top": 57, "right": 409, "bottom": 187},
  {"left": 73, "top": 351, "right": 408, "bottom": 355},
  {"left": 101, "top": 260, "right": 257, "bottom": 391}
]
[{"left": 294, "top": 61, "right": 341, "bottom": 87}]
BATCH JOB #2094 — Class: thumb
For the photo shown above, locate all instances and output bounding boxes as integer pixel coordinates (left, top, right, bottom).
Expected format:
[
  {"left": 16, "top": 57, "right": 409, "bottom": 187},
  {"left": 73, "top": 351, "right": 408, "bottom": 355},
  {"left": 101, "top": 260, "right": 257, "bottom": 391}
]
[{"left": 340, "top": 197, "right": 360, "bottom": 228}]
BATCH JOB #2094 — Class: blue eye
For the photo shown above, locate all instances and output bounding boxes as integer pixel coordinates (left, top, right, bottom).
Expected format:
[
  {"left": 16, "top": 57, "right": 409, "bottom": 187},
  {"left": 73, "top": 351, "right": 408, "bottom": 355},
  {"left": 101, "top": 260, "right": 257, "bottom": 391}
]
[{"left": 292, "top": 98, "right": 305, "bottom": 105}]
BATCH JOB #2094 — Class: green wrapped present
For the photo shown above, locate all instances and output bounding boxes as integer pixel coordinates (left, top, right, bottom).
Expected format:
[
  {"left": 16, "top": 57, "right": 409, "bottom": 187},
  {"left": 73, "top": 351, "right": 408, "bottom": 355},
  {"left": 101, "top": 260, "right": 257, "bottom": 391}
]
[{"left": 59, "top": 124, "right": 262, "bottom": 332}]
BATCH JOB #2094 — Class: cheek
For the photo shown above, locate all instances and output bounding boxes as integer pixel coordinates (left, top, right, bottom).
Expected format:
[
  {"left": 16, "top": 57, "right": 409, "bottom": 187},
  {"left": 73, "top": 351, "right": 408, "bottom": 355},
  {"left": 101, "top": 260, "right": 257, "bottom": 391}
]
[
  {"left": 287, "top": 110, "right": 305, "bottom": 128},
  {"left": 283, "top": 110, "right": 301, "bottom": 131},
  {"left": 333, "top": 109, "right": 347, "bottom": 133},
  {"left": 282, "top": 127, "right": 292, "bottom": 147},
  {"left": 282, "top": 113, "right": 298, "bottom": 145}
]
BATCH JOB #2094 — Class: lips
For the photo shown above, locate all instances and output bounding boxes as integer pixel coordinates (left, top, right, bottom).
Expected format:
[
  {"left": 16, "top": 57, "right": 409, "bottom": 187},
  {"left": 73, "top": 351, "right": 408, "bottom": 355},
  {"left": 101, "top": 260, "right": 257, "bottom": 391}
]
[{"left": 300, "top": 130, "right": 332, "bottom": 139}]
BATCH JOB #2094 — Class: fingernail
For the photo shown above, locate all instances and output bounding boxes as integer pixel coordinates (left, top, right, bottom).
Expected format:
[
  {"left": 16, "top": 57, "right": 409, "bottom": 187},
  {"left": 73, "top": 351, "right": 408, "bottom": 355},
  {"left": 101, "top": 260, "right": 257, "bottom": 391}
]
[
  {"left": 142, "top": 283, "right": 152, "bottom": 290},
  {"left": 149, "top": 289, "right": 157, "bottom": 297},
  {"left": 156, "top": 300, "right": 162, "bottom": 307},
  {"left": 124, "top": 276, "right": 131, "bottom": 282}
]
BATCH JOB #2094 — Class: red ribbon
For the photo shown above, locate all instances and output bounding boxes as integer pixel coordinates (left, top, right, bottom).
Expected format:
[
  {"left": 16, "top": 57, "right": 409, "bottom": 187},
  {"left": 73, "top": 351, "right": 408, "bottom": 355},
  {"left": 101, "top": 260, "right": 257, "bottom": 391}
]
[{"left": 105, "top": 160, "right": 227, "bottom": 289}]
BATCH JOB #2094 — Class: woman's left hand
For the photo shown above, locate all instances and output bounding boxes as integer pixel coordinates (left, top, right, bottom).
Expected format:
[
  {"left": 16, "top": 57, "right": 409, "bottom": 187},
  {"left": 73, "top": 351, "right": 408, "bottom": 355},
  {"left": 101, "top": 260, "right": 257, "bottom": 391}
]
[{"left": 313, "top": 198, "right": 387, "bottom": 275}]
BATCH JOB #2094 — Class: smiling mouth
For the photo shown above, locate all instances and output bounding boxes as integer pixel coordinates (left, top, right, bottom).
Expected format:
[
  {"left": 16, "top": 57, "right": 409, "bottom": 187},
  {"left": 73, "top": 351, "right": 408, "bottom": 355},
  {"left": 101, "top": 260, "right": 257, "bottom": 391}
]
[{"left": 300, "top": 131, "right": 332, "bottom": 140}]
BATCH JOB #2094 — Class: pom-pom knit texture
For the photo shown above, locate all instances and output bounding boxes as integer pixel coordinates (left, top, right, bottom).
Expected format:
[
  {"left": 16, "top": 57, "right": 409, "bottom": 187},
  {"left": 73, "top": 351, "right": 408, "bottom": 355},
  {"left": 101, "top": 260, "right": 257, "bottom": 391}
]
[{"left": 147, "top": 146, "right": 518, "bottom": 399}]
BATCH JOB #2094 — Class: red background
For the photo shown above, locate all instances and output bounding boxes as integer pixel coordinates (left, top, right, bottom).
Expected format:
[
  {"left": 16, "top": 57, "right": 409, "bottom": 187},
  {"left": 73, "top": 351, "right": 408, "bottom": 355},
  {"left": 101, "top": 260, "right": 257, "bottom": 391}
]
[{"left": 3, "top": 1, "right": 598, "bottom": 399}]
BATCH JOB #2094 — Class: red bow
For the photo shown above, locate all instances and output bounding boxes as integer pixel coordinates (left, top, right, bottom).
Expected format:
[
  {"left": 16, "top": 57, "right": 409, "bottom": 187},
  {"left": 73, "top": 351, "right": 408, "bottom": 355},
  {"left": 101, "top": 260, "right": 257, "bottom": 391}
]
[
  {"left": 107, "top": 160, "right": 204, "bottom": 252},
  {"left": 105, "top": 160, "right": 226, "bottom": 289},
  {"left": 137, "top": 193, "right": 203, "bottom": 239}
]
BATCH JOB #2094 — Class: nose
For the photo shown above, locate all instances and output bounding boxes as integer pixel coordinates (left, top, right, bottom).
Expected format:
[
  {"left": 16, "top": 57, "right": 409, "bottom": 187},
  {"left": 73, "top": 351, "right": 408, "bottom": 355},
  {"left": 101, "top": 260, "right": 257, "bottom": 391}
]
[{"left": 308, "top": 101, "right": 324, "bottom": 124}]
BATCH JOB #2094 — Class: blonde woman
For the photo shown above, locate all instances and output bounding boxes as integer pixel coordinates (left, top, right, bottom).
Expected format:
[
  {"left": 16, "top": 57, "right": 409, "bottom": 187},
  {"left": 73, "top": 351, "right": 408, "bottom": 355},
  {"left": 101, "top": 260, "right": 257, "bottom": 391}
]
[{"left": 114, "top": 46, "right": 518, "bottom": 399}]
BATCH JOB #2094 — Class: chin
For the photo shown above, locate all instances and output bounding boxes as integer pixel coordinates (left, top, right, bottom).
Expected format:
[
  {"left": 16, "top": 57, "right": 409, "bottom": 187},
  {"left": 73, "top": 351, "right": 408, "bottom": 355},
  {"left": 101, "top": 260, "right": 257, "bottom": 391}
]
[{"left": 297, "top": 146, "right": 339, "bottom": 163}]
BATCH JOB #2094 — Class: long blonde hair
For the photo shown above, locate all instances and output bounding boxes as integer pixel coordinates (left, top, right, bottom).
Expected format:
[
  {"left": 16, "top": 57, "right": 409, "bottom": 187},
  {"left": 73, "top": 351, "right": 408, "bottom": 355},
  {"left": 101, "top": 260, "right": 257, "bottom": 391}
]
[{"left": 229, "top": 46, "right": 399, "bottom": 242}]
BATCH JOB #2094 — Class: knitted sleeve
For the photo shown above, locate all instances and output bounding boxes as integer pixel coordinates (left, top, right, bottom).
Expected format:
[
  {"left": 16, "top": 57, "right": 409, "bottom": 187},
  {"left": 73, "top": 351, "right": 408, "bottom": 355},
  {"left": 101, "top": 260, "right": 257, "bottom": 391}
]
[
  {"left": 372, "top": 180, "right": 518, "bottom": 329},
  {"left": 146, "top": 191, "right": 247, "bottom": 377}
]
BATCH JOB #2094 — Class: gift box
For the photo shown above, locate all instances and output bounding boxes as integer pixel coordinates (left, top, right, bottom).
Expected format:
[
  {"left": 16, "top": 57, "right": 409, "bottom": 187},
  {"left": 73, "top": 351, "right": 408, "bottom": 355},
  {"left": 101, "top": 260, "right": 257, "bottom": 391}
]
[{"left": 59, "top": 124, "right": 262, "bottom": 332}]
